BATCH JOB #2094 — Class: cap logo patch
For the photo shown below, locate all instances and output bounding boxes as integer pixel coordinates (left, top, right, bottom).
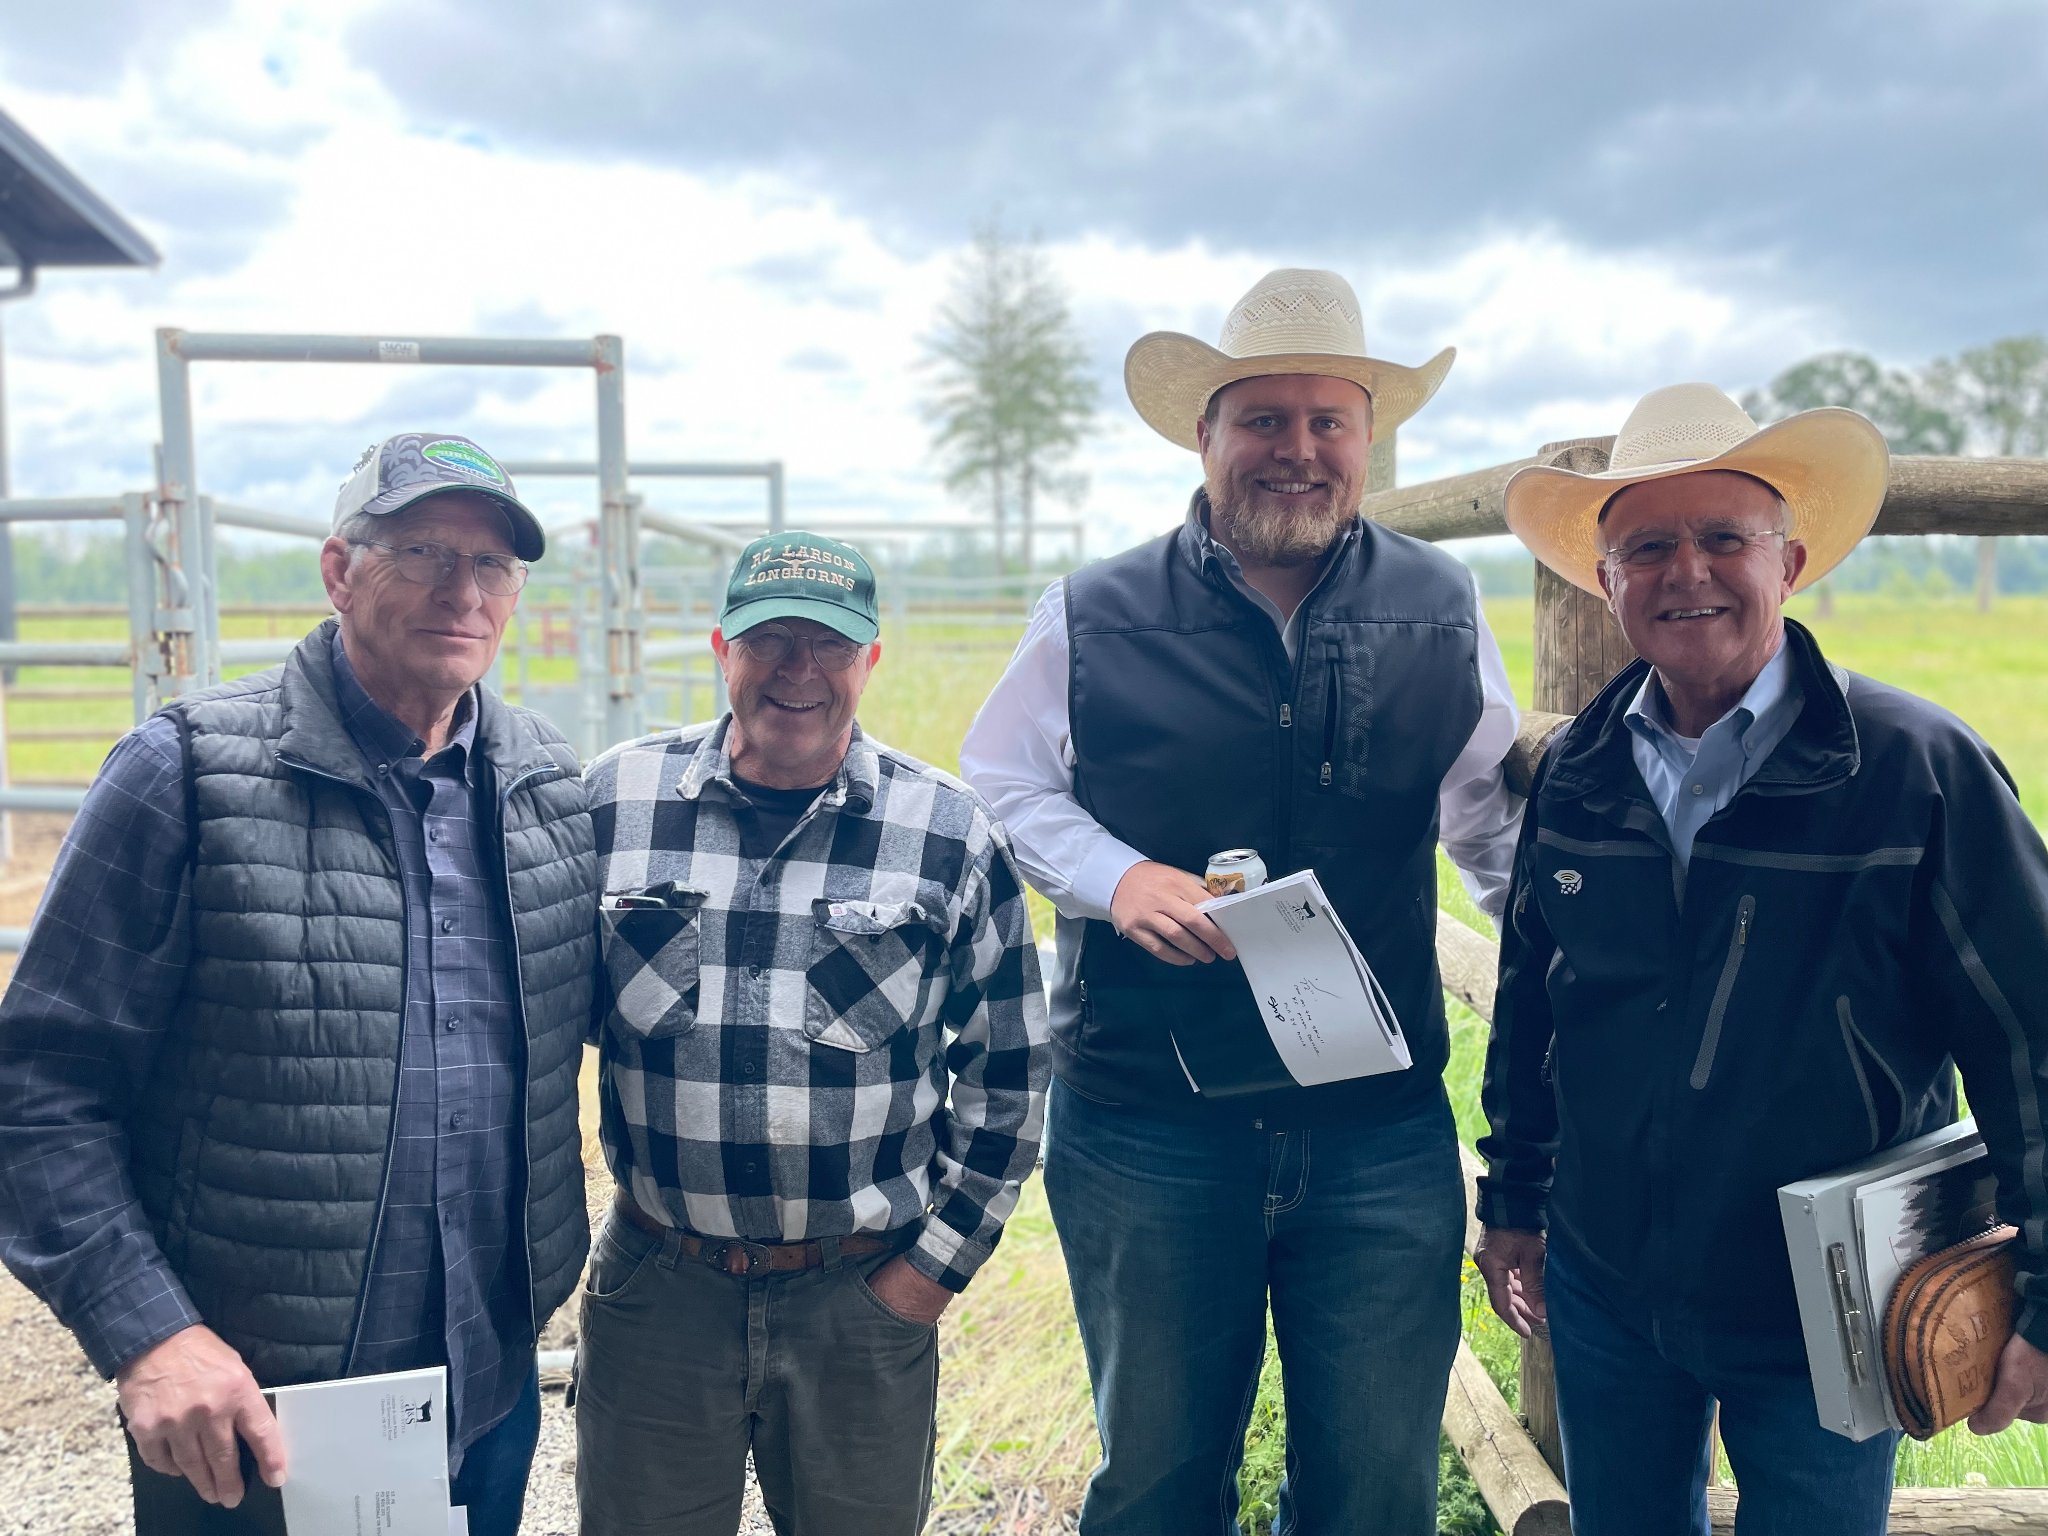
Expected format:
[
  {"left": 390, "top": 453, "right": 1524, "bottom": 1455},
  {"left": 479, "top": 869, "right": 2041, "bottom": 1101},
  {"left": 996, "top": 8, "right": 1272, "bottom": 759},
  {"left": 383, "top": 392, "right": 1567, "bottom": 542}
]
[{"left": 421, "top": 439, "right": 506, "bottom": 485}]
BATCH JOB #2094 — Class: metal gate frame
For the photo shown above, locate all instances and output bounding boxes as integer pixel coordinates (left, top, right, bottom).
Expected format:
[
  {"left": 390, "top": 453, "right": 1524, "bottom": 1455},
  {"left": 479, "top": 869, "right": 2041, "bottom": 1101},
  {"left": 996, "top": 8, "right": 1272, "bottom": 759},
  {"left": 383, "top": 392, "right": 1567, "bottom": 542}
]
[{"left": 152, "top": 329, "right": 642, "bottom": 742}]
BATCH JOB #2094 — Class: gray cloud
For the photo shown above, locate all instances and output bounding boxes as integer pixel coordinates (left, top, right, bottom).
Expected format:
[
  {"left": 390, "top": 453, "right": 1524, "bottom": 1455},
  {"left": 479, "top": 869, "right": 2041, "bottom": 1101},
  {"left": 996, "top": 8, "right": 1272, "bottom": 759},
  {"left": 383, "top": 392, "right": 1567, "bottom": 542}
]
[
  {"left": 0, "top": 0, "right": 235, "bottom": 93},
  {"left": 348, "top": 0, "right": 2046, "bottom": 361}
]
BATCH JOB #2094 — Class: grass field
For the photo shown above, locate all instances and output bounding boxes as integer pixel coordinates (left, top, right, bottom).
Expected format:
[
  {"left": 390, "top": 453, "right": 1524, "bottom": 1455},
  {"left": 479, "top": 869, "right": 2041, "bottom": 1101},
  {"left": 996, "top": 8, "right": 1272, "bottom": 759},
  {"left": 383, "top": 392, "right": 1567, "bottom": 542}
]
[{"left": 7, "top": 592, "right": 2048, "bottom": 1528}]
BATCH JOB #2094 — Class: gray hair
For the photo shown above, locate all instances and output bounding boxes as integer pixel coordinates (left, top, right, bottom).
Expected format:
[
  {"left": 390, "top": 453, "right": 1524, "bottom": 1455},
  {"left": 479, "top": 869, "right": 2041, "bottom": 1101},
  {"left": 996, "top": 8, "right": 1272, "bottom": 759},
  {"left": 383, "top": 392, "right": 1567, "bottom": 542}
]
[{"left": 334, "top": 511, "right": 383, "bottom": 566}]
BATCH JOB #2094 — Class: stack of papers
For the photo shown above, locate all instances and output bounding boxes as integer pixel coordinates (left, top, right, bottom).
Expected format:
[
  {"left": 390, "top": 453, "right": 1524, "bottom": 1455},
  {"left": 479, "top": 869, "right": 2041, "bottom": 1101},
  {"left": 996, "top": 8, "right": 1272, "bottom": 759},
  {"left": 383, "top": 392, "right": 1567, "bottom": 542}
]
[
  {"left": 1174, "top": 870, "right": 1411, "bottom": 1097},
  {"left": 264, "top": 1367, "right": 466, "bottom": 1535}
]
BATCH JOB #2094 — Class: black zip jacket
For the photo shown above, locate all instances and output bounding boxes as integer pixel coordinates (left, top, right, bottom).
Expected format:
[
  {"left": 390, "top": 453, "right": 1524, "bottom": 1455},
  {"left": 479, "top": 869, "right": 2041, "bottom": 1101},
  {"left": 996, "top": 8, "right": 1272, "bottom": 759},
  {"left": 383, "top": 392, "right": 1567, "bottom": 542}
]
[{"left": 1476, "top": 620, "right": 2048, "bottom": 1350}]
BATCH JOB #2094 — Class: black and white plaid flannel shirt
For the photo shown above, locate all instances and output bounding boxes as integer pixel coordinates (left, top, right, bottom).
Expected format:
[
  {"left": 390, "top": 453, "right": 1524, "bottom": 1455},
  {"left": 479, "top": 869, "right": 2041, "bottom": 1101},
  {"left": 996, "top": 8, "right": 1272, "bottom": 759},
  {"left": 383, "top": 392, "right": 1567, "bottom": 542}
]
[{"left": 585, "top": 718, "right": 1049, "bottom": 1292}]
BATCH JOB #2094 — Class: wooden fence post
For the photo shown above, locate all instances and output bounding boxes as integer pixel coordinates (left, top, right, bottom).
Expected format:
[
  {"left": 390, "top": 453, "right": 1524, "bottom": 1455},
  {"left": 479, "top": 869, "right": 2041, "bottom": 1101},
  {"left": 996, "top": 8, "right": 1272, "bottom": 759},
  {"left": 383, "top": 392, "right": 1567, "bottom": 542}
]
[
  {"left": 1530, "top": 438, "right": 1636, "bottom": 718},
  {"left": 1368, "top": 426, "right": 1397, "bottom": 497}
]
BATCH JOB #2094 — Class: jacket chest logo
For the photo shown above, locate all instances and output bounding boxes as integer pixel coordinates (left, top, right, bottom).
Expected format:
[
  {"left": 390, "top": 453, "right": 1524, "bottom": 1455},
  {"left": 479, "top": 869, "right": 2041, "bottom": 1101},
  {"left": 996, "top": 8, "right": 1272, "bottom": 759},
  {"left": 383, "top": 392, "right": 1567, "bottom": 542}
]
[{"left": 1554, "top": 869, "right": 1584, "bottom": 896}]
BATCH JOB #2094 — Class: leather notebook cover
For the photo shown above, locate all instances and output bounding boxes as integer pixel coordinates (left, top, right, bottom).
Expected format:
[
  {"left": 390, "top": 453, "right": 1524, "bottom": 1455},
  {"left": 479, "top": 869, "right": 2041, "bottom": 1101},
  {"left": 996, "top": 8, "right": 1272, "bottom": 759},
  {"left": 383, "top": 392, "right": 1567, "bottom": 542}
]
[{"left": 1882, "top": 1223, "right": 2018, "bottom": 1440}]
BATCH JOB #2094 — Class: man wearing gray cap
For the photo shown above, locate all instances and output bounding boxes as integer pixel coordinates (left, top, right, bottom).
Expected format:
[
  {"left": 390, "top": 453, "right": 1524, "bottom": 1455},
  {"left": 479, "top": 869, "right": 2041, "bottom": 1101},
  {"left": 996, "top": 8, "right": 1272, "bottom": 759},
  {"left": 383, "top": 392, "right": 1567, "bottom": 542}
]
[{"left": 0, "top": 433, "right": 597, "bottom": 1535}]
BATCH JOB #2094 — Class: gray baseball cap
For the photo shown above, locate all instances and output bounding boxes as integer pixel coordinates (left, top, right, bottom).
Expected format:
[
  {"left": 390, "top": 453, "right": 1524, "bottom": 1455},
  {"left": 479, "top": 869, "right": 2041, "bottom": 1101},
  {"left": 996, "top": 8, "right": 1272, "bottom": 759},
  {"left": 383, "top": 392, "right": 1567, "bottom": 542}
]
[{"left": 334, "top": 433, "right": 546, "bottom": 560}]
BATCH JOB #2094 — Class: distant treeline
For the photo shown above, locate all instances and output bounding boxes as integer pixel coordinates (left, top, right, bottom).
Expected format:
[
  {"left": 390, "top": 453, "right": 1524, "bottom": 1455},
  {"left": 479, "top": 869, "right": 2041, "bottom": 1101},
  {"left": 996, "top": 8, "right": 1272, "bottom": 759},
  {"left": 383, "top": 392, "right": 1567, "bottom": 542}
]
[{"left": 12, "top": 529, "right": 2048, "bottom": 609}]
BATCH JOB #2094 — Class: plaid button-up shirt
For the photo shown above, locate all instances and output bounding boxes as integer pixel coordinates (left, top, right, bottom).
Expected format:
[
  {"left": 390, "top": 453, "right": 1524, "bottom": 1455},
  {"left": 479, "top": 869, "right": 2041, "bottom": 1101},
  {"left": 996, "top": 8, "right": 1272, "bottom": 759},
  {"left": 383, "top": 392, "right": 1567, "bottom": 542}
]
[{"left": 586, "top": 718, "right": 1049, "bottom": 1292}]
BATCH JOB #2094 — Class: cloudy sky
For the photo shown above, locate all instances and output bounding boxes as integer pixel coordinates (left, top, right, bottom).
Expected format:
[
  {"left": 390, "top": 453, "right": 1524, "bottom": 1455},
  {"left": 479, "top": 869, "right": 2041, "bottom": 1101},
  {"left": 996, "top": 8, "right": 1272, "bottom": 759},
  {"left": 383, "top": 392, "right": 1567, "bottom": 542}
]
[{"left": 2, "top": 0, "right": 2042, "bottom": 556}]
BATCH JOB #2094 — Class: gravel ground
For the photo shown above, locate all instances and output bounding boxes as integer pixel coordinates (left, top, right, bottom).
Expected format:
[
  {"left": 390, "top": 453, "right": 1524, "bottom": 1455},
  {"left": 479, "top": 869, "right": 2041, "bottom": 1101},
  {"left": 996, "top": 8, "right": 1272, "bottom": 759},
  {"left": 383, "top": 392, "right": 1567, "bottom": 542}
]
[{"left": 0, "top": 1269, "right": 784, "bottom": 1536}]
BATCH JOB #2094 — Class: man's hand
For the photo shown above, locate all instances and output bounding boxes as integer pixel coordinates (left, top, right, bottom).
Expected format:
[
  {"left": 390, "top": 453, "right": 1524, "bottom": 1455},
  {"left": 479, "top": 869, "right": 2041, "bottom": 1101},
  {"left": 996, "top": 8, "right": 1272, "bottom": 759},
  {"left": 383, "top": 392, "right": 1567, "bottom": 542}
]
[
  {"left": 1473, "top": 1225, "right": 1548, "bottom": 1340},
  {"left": 116, "top": 1325, "right": 286, "bottom": 1507},
  {"left": 1968, "top": 1333, "right": 2048, "bottom": 1435},
  {"left": 1109, "top": 861, "right": 1238, "bottom": 967},
  {"left": 864, "top": 1255, "right": 956, "bottom": 1327}
]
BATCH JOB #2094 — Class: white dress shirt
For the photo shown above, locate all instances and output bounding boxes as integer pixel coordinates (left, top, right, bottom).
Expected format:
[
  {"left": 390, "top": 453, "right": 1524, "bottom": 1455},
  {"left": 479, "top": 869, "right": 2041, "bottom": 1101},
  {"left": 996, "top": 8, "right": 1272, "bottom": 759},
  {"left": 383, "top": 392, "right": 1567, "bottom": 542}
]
[{"left": 961, "top": 532, "right": 1525, "bottom": 924}]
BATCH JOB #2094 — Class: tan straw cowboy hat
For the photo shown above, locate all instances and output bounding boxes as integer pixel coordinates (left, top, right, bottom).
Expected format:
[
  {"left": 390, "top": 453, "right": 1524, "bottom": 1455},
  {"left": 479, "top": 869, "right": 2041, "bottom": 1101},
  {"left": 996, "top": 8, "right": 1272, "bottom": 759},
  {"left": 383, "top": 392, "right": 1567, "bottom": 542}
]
[
  {"left": 1125, "top": 268, "right": 1456, "bottom": 450},
  {"left": 1503, "top": 382, "right": 1890, "bottom": 597}
]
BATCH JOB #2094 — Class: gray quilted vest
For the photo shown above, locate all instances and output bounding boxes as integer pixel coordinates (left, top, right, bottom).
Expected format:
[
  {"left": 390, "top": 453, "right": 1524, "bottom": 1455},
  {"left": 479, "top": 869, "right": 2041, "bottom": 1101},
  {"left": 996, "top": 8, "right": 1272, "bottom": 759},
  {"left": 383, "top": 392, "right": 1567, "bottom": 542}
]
[{"left": 124, "top": 620, "right": 596, "bottom": 1385}]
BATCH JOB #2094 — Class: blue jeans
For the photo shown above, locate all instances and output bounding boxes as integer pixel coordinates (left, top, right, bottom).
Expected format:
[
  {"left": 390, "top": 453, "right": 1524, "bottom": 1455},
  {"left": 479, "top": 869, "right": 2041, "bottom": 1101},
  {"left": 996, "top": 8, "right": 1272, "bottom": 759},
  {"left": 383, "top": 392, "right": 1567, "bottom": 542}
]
[
  {"left": 1042, "top": 1078, "right": 1465, "bottom": 1536},
  {"left": 452, "top": 1364, "right": 542, "bottom": 1536},
  {"left": 1546, "top": 1236, "right": 1897, "bottom": 1536}
]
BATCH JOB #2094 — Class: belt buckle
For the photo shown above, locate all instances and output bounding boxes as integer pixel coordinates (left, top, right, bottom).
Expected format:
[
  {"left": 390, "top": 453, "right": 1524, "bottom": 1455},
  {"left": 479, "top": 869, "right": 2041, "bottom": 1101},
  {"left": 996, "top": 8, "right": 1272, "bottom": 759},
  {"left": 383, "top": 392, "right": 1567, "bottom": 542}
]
[{"left": 703, "top": 1238, "right": 773, "bottom": 1277}]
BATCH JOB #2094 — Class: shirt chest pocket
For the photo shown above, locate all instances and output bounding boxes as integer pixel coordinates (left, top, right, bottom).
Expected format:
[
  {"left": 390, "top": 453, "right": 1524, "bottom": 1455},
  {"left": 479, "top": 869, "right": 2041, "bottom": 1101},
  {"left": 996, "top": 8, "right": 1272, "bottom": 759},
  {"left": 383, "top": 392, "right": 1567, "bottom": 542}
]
[
  {"left": 804, "top": 896, "right": 951, "bottom": 1052},
  {"left": 601, "top": 887, "right": 710, "bottom": 1042}
]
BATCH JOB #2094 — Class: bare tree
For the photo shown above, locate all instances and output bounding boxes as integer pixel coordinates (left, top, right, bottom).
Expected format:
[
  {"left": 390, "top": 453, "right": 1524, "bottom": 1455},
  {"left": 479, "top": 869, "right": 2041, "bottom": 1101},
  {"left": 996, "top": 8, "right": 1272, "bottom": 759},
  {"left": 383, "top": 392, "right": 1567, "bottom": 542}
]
[{"left": 920, "top": 224, "right": 1096, "bottom": 571}]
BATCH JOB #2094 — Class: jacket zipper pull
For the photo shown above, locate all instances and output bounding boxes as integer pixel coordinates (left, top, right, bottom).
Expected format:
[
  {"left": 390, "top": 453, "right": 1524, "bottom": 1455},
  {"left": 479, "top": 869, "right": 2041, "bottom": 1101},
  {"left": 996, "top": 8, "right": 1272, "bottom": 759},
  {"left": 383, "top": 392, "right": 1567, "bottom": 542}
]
[
  {"left": 1279, "top": 703, "right": 1292, "bottom": 727},
  {"left": 1320, "top": 762, "right": 1332, "bottom": 786},
  {"left": 1738, "top": 907, "right": 1751, "bottom": 944}
]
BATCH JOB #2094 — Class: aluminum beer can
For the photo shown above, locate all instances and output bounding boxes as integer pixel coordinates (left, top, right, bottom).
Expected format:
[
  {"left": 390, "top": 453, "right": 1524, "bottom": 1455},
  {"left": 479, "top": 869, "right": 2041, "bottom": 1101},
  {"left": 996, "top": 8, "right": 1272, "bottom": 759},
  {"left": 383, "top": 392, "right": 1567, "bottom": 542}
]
[{"left": 1205, "top": 848, "right": 1268, "bottom": 897}]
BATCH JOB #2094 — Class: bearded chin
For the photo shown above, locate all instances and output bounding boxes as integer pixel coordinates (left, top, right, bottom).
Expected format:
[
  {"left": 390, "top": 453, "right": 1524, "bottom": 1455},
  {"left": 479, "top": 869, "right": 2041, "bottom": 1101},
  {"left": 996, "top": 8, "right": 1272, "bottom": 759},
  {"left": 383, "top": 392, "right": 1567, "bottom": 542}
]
[{"left": 1209, "top": 485, "right": 1355, "bottom": 565}]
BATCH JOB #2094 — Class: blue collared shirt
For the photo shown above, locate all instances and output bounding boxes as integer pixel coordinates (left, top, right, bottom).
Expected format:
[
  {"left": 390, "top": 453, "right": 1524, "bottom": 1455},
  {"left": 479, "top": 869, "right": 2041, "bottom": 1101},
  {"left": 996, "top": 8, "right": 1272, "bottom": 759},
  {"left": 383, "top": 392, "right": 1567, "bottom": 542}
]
[{"left": 1625, "top": 639, "right": 1803, "bottom": 892}]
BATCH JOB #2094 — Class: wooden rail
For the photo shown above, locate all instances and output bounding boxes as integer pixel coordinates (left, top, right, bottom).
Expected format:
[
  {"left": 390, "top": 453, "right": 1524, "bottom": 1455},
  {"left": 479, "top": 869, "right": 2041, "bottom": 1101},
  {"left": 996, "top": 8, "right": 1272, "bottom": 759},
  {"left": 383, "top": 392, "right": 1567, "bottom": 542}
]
[{"left": 1361, "top": 443, "right": 2048, "bottom": 542}]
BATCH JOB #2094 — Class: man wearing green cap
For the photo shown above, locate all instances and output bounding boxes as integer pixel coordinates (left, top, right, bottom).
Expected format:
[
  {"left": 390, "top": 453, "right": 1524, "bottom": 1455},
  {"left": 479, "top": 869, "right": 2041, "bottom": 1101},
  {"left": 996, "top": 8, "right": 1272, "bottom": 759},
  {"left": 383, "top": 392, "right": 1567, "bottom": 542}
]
[{"left": 577, "top": 532, "right": 1050, "bottom": 1536}]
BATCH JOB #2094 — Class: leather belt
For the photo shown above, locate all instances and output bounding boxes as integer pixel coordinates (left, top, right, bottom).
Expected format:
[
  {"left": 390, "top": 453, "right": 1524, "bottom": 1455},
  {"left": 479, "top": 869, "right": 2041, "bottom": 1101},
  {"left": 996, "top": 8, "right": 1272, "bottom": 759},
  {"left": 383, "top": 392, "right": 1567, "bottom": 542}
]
[{"left": 613, "top": 1192, "right": 901, "bottom": 1278}]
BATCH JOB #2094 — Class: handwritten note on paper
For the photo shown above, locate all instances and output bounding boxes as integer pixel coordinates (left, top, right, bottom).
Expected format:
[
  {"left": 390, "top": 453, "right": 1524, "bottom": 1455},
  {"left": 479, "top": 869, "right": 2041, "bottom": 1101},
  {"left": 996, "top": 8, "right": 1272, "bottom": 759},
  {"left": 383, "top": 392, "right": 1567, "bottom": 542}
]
[{"left": 1202, "top": 870, "right": 1410, "bottom": 1086}]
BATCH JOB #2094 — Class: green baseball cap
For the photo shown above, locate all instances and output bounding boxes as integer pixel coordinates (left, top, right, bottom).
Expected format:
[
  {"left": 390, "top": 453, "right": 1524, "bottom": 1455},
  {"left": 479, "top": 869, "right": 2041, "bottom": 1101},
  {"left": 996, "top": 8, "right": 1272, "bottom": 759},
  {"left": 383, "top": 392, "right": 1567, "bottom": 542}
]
[{"left": 722, "top": 531, "right": 881, "bottom": 644}]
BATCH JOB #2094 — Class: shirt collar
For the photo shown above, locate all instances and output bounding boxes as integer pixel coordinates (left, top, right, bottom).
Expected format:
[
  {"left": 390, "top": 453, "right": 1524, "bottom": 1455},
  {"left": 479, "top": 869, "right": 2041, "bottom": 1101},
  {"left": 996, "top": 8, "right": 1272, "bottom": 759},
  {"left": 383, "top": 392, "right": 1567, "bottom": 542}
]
[
  {"left": 330, "top": 628, "right": 478, "bottom": 782},
  {"left": 679, "top": 714, "right": 879, "bottom": 815},
  {"left": 1625, "top": 638, "right": 1798, "bottom": 755}
]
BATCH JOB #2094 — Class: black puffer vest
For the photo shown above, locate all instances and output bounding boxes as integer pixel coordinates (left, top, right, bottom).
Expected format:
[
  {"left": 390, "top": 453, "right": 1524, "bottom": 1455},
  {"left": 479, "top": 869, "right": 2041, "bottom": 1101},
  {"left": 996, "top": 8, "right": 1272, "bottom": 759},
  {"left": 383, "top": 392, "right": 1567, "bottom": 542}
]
[
  {"left": 124, "top": 621, "right": 596, "bottom": 1385},
  {"left": 1056, "top": 515, "right": 1483, "bottom": 1126}
]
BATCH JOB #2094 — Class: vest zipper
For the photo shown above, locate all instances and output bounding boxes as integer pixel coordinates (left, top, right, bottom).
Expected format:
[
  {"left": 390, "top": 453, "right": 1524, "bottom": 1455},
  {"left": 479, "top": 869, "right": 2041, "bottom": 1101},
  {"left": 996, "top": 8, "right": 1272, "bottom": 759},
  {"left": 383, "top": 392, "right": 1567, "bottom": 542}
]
[
  {"left": 279, "top": 751, "right": 406, "bottom": 1373},
  {"left": 1320, "top": 662, "right": 1339, "bottom": 787},
  {"left": 1687, "top": 893, "right": 1754, "bottom": 1090},
  {"left": 497, "top": 762, "right": 564, "bottom": 1344}
]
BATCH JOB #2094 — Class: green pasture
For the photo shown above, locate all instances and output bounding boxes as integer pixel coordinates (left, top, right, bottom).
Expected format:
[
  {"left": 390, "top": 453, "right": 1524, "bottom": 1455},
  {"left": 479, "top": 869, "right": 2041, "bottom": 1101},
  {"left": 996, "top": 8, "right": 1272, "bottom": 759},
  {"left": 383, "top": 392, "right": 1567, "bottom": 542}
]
[{"left": 7, "top": 593, "right": 2048, "bottom": 1527}]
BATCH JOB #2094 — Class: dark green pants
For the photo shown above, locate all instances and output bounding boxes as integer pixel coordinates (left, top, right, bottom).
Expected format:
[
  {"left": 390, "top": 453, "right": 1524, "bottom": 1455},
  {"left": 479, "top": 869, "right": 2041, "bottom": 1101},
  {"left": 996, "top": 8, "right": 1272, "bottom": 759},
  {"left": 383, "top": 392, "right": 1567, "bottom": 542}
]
[{"left": 574, "top": 1213, "right": 940, "bottom": 1535}]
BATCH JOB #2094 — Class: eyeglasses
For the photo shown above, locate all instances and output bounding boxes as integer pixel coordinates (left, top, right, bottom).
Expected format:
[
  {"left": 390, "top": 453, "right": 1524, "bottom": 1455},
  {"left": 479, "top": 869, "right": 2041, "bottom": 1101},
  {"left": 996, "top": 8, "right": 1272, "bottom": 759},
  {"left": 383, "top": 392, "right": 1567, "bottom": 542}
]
[
  {"left": 731, "top": 624, "right": 865, "bottom": 672},
  {"left": 1603, "top": 528, "right": 1787, "bottom": 570},
  {"left": 351, "top": 539, "right": 529, "bottom": 595}
]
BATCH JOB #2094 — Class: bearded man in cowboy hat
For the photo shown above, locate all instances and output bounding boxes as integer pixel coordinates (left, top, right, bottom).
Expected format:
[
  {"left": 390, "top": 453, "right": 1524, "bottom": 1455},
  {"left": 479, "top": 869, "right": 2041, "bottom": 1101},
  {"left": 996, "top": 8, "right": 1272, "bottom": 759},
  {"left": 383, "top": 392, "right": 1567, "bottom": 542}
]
[
  {"left": 963, "top": 268, "right": 1524, "bottom": 1534},
  {"left": 1474, "top": 383, "right": 2048, "bottom": 1535}
]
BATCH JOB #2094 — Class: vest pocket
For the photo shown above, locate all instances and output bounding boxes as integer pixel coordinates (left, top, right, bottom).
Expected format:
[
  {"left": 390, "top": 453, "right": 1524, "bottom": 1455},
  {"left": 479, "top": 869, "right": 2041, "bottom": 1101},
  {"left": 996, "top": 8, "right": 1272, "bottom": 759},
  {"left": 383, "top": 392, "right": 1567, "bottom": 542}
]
[
  {"left": 601, "top": 889, "right": 709, "bottom": 1042},
  {"left": 805, "top": 897, "right": 947, "bottom": 1051}
]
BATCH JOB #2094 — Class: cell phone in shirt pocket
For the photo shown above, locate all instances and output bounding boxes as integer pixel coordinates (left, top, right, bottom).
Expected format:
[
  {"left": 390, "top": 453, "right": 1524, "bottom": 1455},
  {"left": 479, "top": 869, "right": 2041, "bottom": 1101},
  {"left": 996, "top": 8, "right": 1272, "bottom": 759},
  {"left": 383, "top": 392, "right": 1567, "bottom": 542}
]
[{"left": 600, "top": 884, "right": 710, "bottom": 1042}]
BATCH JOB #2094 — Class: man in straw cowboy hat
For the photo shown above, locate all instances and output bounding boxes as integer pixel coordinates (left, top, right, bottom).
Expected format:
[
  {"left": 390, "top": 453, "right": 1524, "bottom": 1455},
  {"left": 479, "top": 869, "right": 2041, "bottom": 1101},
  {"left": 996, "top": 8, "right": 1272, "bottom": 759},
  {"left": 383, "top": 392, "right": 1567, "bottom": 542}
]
[
  {"left": 964, "top": 269, "right": 1524, "bottom": 1532},
  {"left": 1474, "top": 383, "right": 2048, "bottom": 1533}
]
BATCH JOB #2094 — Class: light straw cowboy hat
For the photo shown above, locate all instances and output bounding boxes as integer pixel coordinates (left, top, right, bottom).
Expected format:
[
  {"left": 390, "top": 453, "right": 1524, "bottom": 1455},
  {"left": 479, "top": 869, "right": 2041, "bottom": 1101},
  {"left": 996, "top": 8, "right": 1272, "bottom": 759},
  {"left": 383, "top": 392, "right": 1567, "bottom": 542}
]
[
  {"left": 1503, "top": 382, "right": 1890, "bottom": 597},
  {"left": 1125, "top": 268, "right": 1456, "bottom": 450}
]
